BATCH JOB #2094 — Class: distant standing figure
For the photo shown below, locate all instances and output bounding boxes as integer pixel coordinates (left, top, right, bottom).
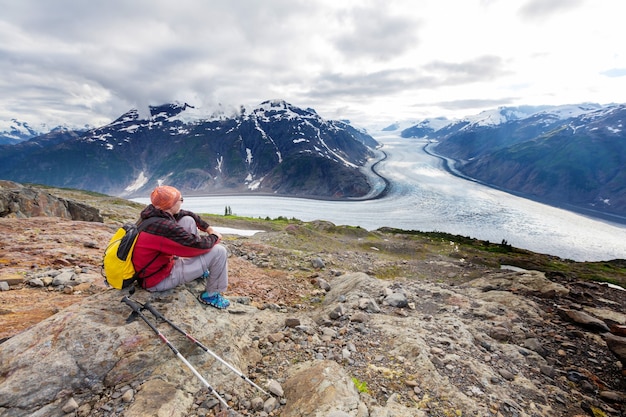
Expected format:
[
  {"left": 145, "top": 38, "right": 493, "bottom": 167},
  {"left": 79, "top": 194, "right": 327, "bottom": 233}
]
[{"left": 132, "top": 185, "right": 230, "bottom": 309}]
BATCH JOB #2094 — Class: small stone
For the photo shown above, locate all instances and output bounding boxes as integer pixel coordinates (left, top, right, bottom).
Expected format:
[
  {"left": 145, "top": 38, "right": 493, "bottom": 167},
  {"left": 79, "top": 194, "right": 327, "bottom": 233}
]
[
  {"left": 600, "top": 390, "right": 626, "bottom": 403},
  {"left": 250, "top": 396, "right": 264, "bottom": 410},
  {"left": 580, "top": 380, "right": 596, "bottom": 393},
  {"left": 267, "top": 332, "right": 284, "bottom": 343},
  {"left": 540, "top": 365, "right": 556, "bottom": 377},
  {"left": 490, "top": 326, "right": 510, "bottom": 342},
  {"left": 610, "top": 324, "right": 626, "bottom": 337},
  {"left": 341, "top": 348, "right": 351, "bottom": 359},
  {"left": 285, "top": 318, "right": 301, "bottom": 328},
  {"left": 202, "top": 397, "right": 220, "bottom": 410},
  {"left": 52, "top": 270, "right": 75, "bottom": 287},
  {"left": 557, "top": 308, "right": 610, "bottom": 332},
  {"left": 430, "top": 347, "right": 444, "bottom": 356},
  {"left": 350, "top": 312, "right": 369, "bottom": 323},
  {"left": 62, "top": 397, "right": 79, "bottom": 413},
  {"left": 0, "top": 273, "right": 24, "bottom": 286},
  {"left": 329, "top": 305, "right": 346, "bottom": 320},
  {"left": 499, "top": 369, "right": 515, "bottom": 381},
  {"left": 77, "top": 403, "right": 92, "bottom": 417},
  {"left": 358, "top": 297, "right": 380, "bottom": 313},
  {"left": 522, "top": 338, "right": 547, "bottom": 357},
  {"left": 121, "top": 388, "right": 134, "bottom": 402},
  {"left": 605, "top": 333, "right": 626, "bottom": 367},
  {"left": 295, "top": 325, "right": 315, "bottom": 335},
  {"left": 384, "top": 292, "right": 408, "bottom": 308},
  {"left": 567, "top": 370, "right": 585, "bottom": 382},
  {"left": 311, "top": 257, "right": 325, "bottom": 269},
  {"left": 322, "top": 327, "right": 337, "bottom": 339},
  {"left": 268, "top": 379, "right": 284, "bottom": 397},
  {"left": 27, "top": 278, "right": 45, "bottom": 287},
  {"left": 318, "top": 278, "right": 330, "bottom": 291},
  {"left": 264, "top": 396, "right": 279, "bottom": 413}
]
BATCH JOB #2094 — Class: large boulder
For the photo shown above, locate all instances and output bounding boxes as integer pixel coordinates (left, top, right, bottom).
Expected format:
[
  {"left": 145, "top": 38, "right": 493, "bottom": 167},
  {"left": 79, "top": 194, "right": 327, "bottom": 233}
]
[
  {"left": 0, "top": 289, "right": 249, "bottom": 417},
  {"left": 0, "top": 180, "right": 102, "bottom": 222}
]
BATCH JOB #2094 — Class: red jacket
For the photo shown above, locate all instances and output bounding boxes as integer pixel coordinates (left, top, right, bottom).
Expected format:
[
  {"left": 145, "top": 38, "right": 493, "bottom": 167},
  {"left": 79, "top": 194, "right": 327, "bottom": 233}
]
[{"left": 132, "top": 205, "right": 220, "bottom": 288}]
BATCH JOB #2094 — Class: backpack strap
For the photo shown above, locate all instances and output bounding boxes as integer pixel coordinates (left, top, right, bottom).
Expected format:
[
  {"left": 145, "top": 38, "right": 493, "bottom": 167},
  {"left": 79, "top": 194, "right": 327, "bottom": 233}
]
[{"left": 130, "top": 217, "right": 167, "bottom": 288}]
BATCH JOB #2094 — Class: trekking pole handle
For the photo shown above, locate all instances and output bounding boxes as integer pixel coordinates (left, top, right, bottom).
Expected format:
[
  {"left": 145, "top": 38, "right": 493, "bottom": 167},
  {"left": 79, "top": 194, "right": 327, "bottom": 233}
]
[
  {"left": 121, "top": 296, "right": 143, "bottom": 313},
  {"left": 143, "top": 302, "right": 166, "bottom": 321}
]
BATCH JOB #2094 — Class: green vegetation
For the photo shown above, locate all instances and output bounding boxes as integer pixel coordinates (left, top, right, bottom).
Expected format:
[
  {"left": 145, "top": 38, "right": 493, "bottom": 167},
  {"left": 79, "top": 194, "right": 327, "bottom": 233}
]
[
  {"left": 206, "top": 215, "right": 626, "bottom": 287},
  {"left": 351, "top": 377, "right": 369, "bottom": 394}
]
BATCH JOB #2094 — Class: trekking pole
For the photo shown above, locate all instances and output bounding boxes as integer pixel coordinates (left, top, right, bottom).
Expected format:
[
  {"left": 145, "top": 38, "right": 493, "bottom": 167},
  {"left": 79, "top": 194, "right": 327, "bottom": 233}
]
[
  {"left": 121, "top": 296, "right": 230, "bottom": 409},
  {"left": 142, "top": 301, "right": 270, "bottom": 397}
]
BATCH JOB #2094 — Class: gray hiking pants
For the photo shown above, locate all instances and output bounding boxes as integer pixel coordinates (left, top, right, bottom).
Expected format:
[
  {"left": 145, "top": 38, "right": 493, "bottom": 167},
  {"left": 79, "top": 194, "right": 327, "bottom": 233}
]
[{"left": 147, "top": 216, "right": 229, "bottom": 294}]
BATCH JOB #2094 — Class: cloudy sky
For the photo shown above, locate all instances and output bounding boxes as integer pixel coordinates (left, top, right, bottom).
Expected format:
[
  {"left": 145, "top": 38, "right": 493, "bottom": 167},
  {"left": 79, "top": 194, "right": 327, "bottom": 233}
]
[{"left": 1, "top": 0, "right": 624, "bottom": 130}]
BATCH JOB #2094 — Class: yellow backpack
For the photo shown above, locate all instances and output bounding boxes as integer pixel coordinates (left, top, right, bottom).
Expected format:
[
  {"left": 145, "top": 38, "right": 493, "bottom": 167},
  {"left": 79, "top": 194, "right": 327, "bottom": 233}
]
[{"left": 102, "top": 218, "right": 160, "bottom": 289}]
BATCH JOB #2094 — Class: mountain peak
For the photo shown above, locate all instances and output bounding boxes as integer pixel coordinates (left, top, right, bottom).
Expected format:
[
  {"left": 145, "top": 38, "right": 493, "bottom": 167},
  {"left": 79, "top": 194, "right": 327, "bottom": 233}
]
[
  {"left": 243, "top": 100, "right": 320, "bottom": 123},
  {"left": 149, "top": 102, "right": 194, "bottom": 119},
  {"left": 0, "top": 119, "right": 50, "bottom": 144}
]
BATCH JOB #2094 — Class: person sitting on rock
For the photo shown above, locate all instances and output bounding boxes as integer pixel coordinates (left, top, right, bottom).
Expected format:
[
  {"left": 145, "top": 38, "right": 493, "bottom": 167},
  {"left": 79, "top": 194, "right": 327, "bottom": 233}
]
[{"left": 132, "top": 185, "right": 230, "bottom": 309}]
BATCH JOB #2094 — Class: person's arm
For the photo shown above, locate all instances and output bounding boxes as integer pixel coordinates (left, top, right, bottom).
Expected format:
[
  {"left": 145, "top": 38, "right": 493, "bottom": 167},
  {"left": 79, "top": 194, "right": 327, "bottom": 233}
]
[
  {"left": 175, "top": 209, "right": 210, "bottom": 232},
  {"left": 165, "top": 222, "right": 220, "bottom": 249},
  {"left": 142, "top": 217, "right": 219, "bottom": 251}
]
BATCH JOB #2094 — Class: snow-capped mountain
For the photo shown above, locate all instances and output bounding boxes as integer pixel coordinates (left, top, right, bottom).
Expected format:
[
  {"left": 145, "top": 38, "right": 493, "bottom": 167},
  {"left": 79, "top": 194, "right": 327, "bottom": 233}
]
[
  {"left": 0, "top": 100, "right": 380, "bottom": 199},
  {"left": 0, "top": 119, "right": 49, "bottom": 145},
  {"left": 393, "top": 103, "right": 609, "bottom": 140},
  {"left": 401, "top": 103, "right": 626, "bottom": 220}
]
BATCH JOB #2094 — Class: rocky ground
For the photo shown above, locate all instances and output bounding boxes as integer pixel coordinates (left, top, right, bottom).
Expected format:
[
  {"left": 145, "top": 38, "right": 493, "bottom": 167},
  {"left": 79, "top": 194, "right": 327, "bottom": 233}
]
[{"left": 1, "top": 186, "right": 626, "bottom": 417}]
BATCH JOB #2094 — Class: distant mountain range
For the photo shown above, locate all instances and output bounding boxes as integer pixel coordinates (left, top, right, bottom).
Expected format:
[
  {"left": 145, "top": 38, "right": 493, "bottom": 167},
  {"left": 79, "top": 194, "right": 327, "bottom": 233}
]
[
  {"left": 396, "top": 103, "right": 626, "bottom": 221},
  {"left": 3, "top": 101, "right": 625, "bottom": 220},
  {"left": 0, "top": 119, "right": 48, "bottom": 145},
  {"left": 0, "top": 100, "right": 380, "bottom": 200}
]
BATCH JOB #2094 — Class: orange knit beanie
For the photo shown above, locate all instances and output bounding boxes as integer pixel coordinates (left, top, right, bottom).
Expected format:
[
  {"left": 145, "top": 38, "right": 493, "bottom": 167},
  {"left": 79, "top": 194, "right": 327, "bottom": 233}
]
[{"left": 150, "top": 186, "right": 181, "bottom": 210}]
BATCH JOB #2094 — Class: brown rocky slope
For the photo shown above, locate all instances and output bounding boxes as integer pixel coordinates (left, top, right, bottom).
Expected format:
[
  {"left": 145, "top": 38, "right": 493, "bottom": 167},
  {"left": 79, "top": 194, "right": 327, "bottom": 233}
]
[{"left": 0, "top": 183, "right": 625, "bottom": 417}]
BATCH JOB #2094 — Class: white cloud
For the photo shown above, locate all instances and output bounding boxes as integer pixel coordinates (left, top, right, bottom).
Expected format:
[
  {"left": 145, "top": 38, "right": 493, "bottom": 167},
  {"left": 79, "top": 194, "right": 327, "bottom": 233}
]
[{"left": 0, "top": 0, "right": 624, "bottom": 131}]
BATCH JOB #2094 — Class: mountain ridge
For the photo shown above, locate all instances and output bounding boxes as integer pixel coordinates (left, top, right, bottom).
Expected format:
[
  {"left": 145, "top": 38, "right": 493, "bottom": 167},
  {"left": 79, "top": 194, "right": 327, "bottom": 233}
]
[
  {"left": 4, "top": 101, "right": 625, "bottom": 219},
  {"left": 0, "top": 100, "right": 380, "bottom": 200},
  {"left": 399, "top": 103, "right": 626, "bottom": 219}
]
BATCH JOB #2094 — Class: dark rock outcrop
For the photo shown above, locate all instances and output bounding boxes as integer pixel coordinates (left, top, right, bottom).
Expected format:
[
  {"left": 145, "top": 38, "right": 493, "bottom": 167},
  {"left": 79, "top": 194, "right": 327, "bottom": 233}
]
[{"left": 0, "top": 180, "right": 102, "bottom": 222}]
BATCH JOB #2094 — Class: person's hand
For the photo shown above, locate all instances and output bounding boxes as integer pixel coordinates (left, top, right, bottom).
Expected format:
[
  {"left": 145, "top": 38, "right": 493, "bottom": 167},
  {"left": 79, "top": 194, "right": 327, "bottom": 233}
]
[{"left": 206, "top": 227, "right": 222, "bottom": 240}]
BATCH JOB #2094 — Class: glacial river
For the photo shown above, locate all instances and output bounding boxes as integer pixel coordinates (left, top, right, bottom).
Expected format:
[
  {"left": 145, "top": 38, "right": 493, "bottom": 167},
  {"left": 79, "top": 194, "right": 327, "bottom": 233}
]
[{"left": 135, "top": 133, "right": 626, "bottom": 262}]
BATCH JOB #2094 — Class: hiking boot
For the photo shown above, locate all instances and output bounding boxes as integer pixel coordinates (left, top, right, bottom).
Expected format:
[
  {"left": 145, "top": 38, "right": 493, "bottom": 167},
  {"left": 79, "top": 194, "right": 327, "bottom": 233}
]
[{"left": 198, "top": 292, "right": 230, "bottom": 309}]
